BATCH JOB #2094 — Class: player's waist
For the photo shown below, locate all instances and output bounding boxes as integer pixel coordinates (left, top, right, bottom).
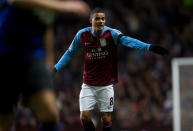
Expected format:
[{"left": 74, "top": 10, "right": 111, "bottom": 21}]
[
  {"left": 82, "top": 83, "right": 114, "bottom": 88},
  {"left": 83, "top": 74, "right": 118, "bottom": 86}
]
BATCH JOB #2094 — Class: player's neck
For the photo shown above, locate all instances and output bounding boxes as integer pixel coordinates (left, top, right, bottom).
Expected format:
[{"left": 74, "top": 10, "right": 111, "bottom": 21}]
[{"left": 93, "top": 29, "right": 102, "bottom": 36}]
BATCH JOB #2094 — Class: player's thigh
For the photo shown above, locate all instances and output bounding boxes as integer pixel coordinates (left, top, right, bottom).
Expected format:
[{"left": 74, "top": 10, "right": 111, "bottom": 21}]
[
  {"left": 29, "top": 88, "right": 59, "bottom": 122},
  {"left": 23, "top": 58, "right": 58, "bottom": 121},
  {"left": 79, "top": 84, "right": 97, "bottom": 112},
  {"left": 97, "top": 85, "right": 114, "bottom": 112}
]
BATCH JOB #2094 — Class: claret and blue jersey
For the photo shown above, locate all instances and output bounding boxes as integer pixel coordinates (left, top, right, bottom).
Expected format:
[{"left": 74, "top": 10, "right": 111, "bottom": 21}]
[{"left": 55, "top": 26, "right": 151, "bottom": 86}]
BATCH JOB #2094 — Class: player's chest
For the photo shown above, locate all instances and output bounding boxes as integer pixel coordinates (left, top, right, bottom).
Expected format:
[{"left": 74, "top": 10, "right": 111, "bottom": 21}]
[{"left": 81, "top": 33, "right": 114, "bottom": 50}]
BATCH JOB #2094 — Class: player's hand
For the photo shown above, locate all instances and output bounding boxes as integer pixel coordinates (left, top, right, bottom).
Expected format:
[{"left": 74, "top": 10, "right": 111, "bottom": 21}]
[
  {"left": 149, "top": 45, "right": 169, "bottom": 56},
  {"left": 62, "top": 1, "right": 90, "bottom": 17}
]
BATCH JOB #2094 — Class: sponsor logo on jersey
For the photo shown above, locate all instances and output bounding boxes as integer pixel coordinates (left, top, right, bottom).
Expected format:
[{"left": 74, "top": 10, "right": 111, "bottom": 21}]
[
  {"left": 97, "top": 47, "right": 102, "bottom": 52},
  {"left": 100, "top": 38, "right": 106, "bottom": 47},
  {"left": 87, "top": 48, "right": 108, "bottom": 60}
]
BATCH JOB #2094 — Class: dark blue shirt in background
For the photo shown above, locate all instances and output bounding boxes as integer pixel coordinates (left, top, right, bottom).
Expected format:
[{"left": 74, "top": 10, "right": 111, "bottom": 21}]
[{"left": 0, "top": 1, "right": 46, "bottom": 61}]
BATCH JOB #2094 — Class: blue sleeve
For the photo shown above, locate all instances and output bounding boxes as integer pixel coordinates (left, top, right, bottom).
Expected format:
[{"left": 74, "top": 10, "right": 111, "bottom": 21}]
[
  {"left": 54, "top": 31, "right": 82, "bottom": 71},
  {"left": 120, "top": 36, "right": 151, "bottom": 51},
  {"left": 109, "top": 28, "right": 122, "bottom": 45},
  {"left": 109, "top": 27, "right": 151, "bottom": 51}
]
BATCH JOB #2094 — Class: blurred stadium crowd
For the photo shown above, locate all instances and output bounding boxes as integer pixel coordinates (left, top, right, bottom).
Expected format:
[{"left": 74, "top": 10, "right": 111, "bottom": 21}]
[{"left": 15, "top": 0, "right": 193, "bottom": 130}]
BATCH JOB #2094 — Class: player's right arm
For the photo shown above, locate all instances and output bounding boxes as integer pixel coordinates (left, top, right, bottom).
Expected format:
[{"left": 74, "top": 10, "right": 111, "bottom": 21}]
[
  {"left": 5, "top": 0, "right": 90, "bottom": 17},
  {"left": 54, "top": 31, "right": 82, "bottom": 72}
]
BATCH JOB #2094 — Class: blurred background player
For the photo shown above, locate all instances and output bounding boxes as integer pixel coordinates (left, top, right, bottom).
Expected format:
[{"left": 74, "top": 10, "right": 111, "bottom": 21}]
[
  {"left": 0, "top": 0, "right": 90, "bottom": 131},
  {"left": 53, "top": 8, "right": 168, "bottom": 131}
]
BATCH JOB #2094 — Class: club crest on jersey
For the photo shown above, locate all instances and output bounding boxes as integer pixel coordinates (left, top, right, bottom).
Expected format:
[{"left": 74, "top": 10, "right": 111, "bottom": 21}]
[{"left": 100, "top": 38, "right": 106, "bottom": 47}]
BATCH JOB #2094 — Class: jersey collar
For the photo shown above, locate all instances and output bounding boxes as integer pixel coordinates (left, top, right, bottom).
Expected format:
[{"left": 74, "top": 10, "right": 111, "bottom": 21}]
[{"left": 91, "top": 26, "right": 106, "bottom": 37}]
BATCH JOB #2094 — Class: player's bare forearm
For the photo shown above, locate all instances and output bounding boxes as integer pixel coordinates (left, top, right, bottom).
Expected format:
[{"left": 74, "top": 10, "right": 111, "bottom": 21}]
[{"left": 7, "top": 0, "right": 90, "bottom": 17}]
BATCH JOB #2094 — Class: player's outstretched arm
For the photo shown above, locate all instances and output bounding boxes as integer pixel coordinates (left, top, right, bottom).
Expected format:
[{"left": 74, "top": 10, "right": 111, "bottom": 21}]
[
  {"left": 118, "top": 34, "right": 169, "bottom": 55},
  {"left": 149, "top": 45, "right": 169, "bottom": 55},
  {"left": 6, "top": 0, "right": 90, "bottom": 17}
]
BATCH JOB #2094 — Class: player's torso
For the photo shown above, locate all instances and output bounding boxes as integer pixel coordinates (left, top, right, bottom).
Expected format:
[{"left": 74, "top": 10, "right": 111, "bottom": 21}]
[
  {"left": 0, "top": 6, "right": 46, "bottom": 59},
  {"left": 79, "top": 28, "right": 118, "bottom": 86},
  {"left": 81, "top": 30, "right": 115, "bottom": 62}
]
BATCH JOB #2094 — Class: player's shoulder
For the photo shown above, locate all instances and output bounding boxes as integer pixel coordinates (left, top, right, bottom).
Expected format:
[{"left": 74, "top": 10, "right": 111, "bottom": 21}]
[{"left": 104, "top": 26, "right": 122, "bottom": 35}]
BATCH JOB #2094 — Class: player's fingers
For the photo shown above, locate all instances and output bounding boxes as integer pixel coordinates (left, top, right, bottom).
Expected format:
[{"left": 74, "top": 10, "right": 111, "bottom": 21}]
[
  {"left": 75, "top": 1, "right": 90, "bottom": 17},
  {"left": 64, "top": 1, "right": 90, "bottom": 17}
]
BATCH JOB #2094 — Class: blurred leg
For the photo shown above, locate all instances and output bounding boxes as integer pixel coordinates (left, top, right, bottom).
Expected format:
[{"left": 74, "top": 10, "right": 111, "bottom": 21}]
[
  {"left": 23, "top": 58, "right": 58, "bottom": 131},
  {"left": 29, "top": 89, "right": 59, "bottom": 131}
]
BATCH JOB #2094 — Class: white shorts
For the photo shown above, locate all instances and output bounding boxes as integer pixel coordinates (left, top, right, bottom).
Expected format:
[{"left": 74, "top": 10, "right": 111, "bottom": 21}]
[{"left": 79, "top": 83, "right": 114, "bottom": 112}]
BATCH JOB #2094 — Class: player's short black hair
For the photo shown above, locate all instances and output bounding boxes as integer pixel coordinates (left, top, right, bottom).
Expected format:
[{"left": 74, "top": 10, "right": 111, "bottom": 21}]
[{"left": 90, "top": 7, "right": 105, "bottom": 19}]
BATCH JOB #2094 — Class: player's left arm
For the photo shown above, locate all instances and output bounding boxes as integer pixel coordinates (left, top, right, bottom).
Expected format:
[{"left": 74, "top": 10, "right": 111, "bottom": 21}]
[
  {"left": 119, "top": 34, "right": 169, "bottom": 55},
  {"left": 110, "top": 28, "right": 169, "bottom": 55}
]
